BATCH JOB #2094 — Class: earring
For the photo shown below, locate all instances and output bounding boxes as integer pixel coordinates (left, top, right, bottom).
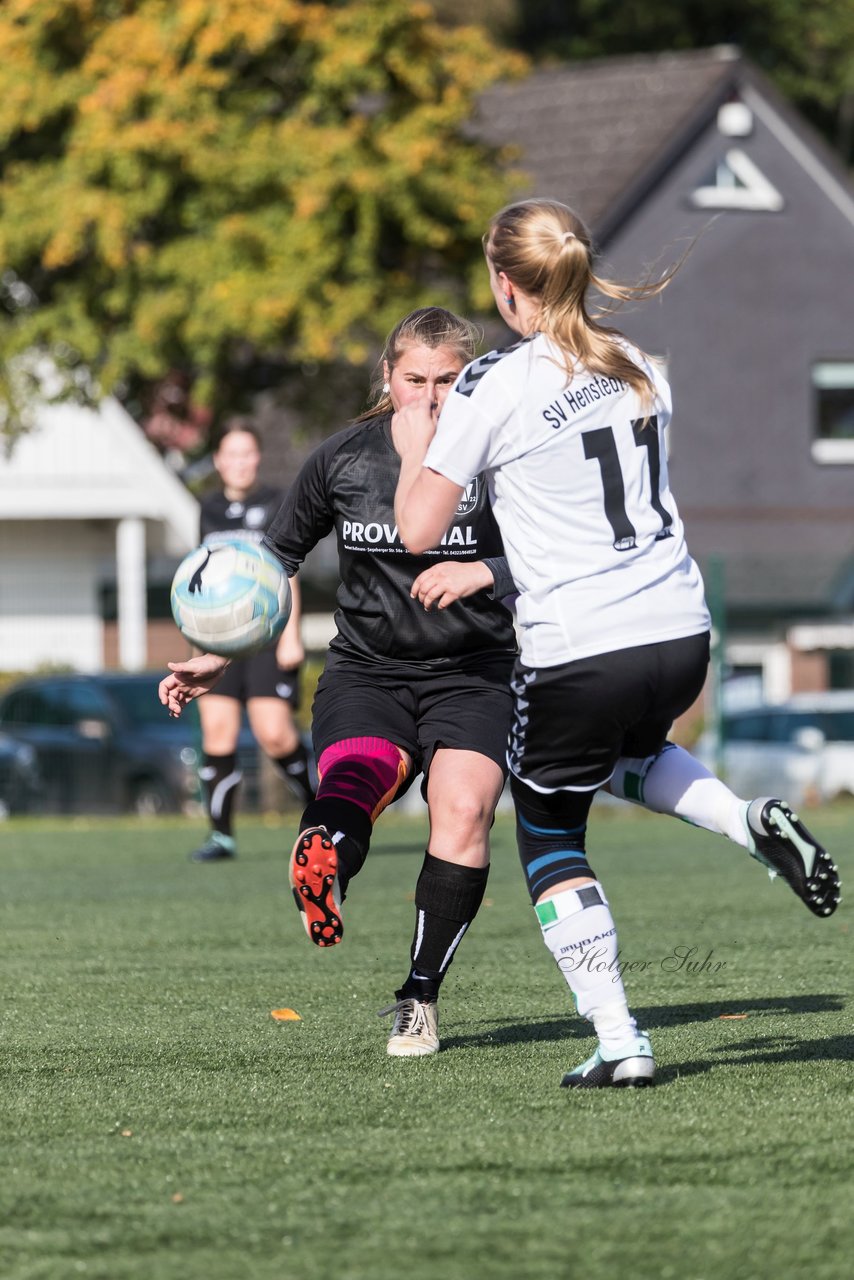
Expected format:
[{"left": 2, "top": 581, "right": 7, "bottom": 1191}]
[
  {"left": 382, "top": 382, "right": 390, "bottom": 394},
  {"left": 503, "top": 294, "right": 515, "bottom": 309}
]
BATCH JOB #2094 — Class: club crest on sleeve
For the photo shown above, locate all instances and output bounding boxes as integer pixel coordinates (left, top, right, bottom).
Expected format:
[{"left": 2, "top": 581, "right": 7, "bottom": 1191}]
[{"left": 456, "top": 479, "right": 478, "bottom": 515}]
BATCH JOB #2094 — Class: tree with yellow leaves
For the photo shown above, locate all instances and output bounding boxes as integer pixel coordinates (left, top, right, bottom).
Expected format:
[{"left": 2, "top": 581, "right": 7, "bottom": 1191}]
[{"left": 0, "top": 0, "right": 524, "bottom": 441}]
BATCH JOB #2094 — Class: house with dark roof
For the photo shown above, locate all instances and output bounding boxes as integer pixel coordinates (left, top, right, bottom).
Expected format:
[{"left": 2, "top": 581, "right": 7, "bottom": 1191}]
[{"left": 476, "top": 46, "right": 854, "bottom": 702}]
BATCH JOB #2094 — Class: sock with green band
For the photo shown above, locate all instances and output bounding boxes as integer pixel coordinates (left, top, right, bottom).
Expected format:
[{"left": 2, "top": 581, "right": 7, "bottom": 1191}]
[{"left": 536, "top": 881, "right": 638, "bottom": 1053}]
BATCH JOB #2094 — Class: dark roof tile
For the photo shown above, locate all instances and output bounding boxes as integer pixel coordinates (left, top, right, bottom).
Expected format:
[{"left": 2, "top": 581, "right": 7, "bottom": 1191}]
[{"left": 475, "top": 47, "right": 740, "bottom": 229}]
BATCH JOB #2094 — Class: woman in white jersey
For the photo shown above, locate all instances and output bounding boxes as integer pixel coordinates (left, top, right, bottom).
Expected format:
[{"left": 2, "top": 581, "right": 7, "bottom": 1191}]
[{"left": 394, "top": 198, "right": 840, "bottom": 1089}]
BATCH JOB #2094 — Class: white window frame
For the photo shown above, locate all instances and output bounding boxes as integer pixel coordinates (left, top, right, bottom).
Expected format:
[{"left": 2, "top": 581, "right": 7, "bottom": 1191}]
[{"left": 811, "top": 362, "right": 854, "bottom": 465}]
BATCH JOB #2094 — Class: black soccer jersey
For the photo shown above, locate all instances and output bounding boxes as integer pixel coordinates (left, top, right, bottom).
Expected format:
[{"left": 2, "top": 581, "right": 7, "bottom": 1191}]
[
  {"left": 263, "top": 414, "right": 516, "bottom": 669},
  {"left": 200, "top": 485, "right": 283, "bottom": 545}
]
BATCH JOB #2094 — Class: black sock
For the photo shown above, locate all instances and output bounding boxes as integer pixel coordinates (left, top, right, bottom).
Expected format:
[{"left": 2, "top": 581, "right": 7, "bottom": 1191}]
[
  {"left": 397, "top": 853, "right": 489, "bottom": 1003},
  {"left": 273, "top": 742, "right": 315, "bottom": 806},
  {"left": 298, "top": 796, "right": 373, "bottom": 897},
  {"left": 199, "top": 752, "right": 242, "bottom": 838}
]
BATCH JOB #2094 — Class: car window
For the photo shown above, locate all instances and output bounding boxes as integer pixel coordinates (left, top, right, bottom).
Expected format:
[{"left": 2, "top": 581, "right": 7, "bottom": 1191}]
[
  {"left": 767, "top": 714, "right": 801, "bottom": 743},
  {"left": 724, "top": 713, "right": 774, "bottom": 742},
  {"left": 0, "top": 689, "right": 50, "bottom": 726},
  {"left": 824, "top": 712, "right": 854, "bottom": 740},
  {"left": 785, "top": 711, "right": 854, "bottom": 742},
  {"left": 106, "top": 678, "right": 200, "bottom": 728},
  {"left": 729, "top": 708, "right": 854, "bottom": 744},
  {"left": 62, "top": 683, "right": 113, "bottom": 722},
  {"left": 0, "top": 683, "right": 108, "bottom": 727}
]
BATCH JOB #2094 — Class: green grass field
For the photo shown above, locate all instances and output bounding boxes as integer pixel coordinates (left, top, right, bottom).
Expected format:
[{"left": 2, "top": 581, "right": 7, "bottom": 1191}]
[{"left": 1, "top": 804, "right": 851, "bottom": 1280}]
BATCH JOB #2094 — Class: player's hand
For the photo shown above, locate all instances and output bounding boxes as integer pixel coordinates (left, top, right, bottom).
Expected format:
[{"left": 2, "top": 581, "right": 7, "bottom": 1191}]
[
  {"left": 158, "top": 654, "right": 231, "bottom": 717},
  {"left": 410, "top": 560, "right": 495, "bottom": 610},
  {"left": 390, "top": 392, "right": 438, "bottom": 460}
]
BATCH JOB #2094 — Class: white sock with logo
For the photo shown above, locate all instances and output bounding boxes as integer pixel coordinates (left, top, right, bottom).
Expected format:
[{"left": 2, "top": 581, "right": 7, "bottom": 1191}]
[
  {"left": 535, "top": 882, "right": 637, "bottom": 1054},
  {"left": 611, "top": 743, "right": 749, "bottom": 847}
]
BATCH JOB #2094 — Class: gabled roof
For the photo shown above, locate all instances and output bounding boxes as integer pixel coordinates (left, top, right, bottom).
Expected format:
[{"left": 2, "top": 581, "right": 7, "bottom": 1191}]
[
  {"left": 475, "top": 46, "right": 854, "bottom": 241},
  {"left": 0, "top": 397, "right": 199, "bottom": 548}
]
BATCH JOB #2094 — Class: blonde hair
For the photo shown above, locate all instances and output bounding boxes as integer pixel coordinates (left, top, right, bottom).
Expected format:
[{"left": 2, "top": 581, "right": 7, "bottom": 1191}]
[
  {"left": 485, "top": 198, "right": 683, "bottom": 407},
  {"left": 356, "top": 307, "right": 481, "bottom": 421}
]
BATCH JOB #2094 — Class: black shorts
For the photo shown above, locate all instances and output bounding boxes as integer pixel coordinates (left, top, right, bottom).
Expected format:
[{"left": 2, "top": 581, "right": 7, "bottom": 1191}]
[
  {"left": 509, "top": 632, "right": 710, "bottom": 793},
  {"left": 311, "top": 650, "right": 515, "bottom": 796},
  {"left": 215, "top": 648, "right": 301, "bottom": 709}
]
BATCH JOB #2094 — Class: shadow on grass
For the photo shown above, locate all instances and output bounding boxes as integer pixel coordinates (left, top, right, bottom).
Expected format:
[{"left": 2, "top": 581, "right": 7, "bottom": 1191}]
[
  {"left": 659, "top": 1030, "right": 854, "bottom": 1083},
  {"left": 442, "top": 993, "right": 847, "bottom": 1053},
  {"left": 442, "top": 1016, "right": 577, "bottom": 1051},
  {"left": 634, "top": 992, "right": 847, "bottom": 1027}
]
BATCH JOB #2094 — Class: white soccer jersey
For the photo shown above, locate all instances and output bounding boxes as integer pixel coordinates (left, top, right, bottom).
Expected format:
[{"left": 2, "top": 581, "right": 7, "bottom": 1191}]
[{"left": 425, "top": 333, "right": 710, "bottom": 668}]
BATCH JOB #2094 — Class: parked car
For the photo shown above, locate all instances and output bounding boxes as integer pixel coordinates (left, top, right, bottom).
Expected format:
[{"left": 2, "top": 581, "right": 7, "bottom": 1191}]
[
  {"left": 0, "top": 731, "right": 41, "bottom": 818},
  {"left": 0, "top": 673, "right": 260, "bottom": 816},
  {"left": 695, "top": 692, "right": 854, "bottom": 807}
]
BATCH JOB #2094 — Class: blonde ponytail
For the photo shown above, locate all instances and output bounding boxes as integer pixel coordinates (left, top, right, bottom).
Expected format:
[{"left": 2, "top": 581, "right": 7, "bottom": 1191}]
[{"left": 485, "top": 199, "right": 686, "bottom": 409}]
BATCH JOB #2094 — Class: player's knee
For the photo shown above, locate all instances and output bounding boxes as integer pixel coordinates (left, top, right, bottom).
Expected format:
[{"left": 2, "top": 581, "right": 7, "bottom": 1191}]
[
  {"left": 610, "top": 742, "right": 676, "bottom": 804},
  {"left": 256, "top": 726, "right": 300, "bottom": 757},
  {"left": 316, "top": 736, "right": 410, "bottom": 820},
  {"left": 431, "top": 788, "right": 494, "bottom": 840}
]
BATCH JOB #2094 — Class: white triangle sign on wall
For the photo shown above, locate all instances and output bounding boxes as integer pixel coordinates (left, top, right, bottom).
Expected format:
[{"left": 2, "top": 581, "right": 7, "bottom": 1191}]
[{"left": 691, "top": 149, "right": 784, "bottom": 211}]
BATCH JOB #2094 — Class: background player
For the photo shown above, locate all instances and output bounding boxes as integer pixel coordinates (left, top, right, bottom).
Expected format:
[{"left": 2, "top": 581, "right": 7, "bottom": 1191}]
[{"left": 190, "top": 419, "right": 314, "bottom": 862}]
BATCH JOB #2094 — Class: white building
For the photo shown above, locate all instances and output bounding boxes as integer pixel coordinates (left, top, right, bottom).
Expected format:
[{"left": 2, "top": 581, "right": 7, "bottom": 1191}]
[{"left": 0, "top": 399, "right": 199, "bottom": 672}]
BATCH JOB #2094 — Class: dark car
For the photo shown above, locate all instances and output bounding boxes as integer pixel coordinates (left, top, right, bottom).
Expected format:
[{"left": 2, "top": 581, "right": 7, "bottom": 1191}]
[
  {"left": 0, "top": 673, "right": 260, "bottom": 816},
  {"left": 0, "top": 731, "right": 42, "bottom": 817}
]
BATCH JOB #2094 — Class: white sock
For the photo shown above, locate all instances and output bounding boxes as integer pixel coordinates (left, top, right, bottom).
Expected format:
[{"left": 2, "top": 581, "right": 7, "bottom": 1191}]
[
  {"left": 611, "top": 743, "right": 749, "bottom": 847},
  {"left": 536, "top": 882, "right": 637, "bottom": 1053}
]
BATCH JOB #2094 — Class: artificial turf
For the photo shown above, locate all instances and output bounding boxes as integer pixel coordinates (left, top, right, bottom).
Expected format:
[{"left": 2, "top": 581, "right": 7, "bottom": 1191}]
[{"left": 0, "top": 804, "right": 851, "bottom": 1280}]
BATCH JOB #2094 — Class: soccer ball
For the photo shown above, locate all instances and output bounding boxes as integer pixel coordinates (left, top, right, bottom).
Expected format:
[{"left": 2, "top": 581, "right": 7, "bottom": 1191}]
[{"left": 170, "top": 539, "right": 291, "bottom": 658}]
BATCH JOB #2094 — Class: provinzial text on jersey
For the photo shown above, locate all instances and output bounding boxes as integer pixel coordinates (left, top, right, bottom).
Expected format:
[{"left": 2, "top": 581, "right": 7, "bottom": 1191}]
[
  {"left": 342, "top": 520, "right": 476, "bottom": 547},
  {"left": 542, "top": 375, "right": 626, "bottom": 428}
]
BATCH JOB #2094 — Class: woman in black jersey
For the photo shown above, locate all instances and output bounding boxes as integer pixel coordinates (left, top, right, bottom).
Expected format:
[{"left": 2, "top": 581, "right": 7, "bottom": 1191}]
[
  {"left": 189, "top": 420, "right": 314, "bottom": 862},
  {"left": 160, "top": 308, "right": 518, "bottom": 1057}
]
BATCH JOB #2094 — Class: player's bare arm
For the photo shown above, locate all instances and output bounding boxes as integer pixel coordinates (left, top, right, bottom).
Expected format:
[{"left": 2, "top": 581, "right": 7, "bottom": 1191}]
[
  {"left": 158, "top": 654, "right": 231, "bottom": 717},
  {"left": 275, "top": 573, "right": 305, "bottom": 668},
  {"left": 392, "top": 386, "right": 464, "bottom": 552},
  {"left": 410, "top": 560, "right": 495, "bottom": 611},
  {"left": 395, "top": 463, "right": 463, "bottom": 557}
]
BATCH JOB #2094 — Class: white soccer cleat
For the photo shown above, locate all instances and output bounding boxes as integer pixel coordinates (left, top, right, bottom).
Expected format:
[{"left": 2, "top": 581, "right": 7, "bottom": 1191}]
[
  {"left": 560, "top": 1032, "right": 655, "bottom": 1089},
  {"left": 379, "top": 998, "right": 440, "bottom": 1057}
]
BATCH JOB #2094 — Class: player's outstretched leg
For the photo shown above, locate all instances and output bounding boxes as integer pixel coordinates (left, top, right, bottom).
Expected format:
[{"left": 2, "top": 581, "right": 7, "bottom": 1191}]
[
  {"left": 287, "top": 739, "right": 410, "bottom": 946},
  {"left": 561, "top": 1031, "right": 655, "bottom": 1089},
  {"left": 289, "top": 826, "right": 343, "bottom": 946},
  {"left": 742, "top": 798, "right": 841, "bottom": 917}
]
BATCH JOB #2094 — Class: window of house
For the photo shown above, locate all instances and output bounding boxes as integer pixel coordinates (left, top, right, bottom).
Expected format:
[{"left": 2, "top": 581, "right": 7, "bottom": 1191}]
[{"left": 811, "top": 362, "right": 854, "bottom": 464}]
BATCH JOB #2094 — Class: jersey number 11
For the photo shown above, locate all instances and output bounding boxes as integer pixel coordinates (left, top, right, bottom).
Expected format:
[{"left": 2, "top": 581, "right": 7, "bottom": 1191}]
[{"left": 582, "top": 417, "right": 674, "bottom": 551}]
